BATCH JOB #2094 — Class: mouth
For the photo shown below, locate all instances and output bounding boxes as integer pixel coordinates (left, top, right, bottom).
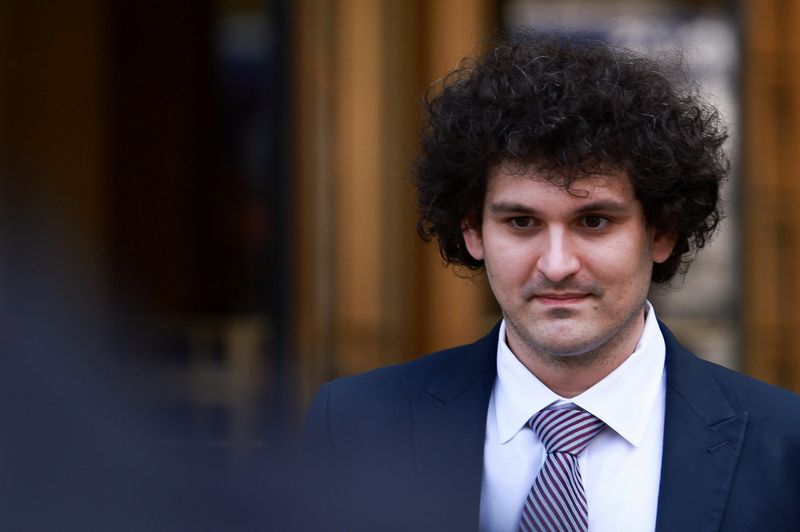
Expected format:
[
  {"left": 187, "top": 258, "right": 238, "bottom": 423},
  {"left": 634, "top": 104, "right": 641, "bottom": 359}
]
[{"left": 534, "top": 293, "right": 591, "bottom": 305}]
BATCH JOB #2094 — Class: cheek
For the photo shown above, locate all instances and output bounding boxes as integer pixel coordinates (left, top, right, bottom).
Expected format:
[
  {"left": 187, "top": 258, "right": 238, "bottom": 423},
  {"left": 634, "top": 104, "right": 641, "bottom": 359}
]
[
  {"left": 483, "top": 243, "right": 535, "bottom": 287},
  {"left": 623, "top": 244, "right": 655, "bottom": 295},
  {"left": 588, "top": 239, "right": 652, "bottom": 282},
  {"left": 607, "top": 231, "right": 645, "bottom": 254}
]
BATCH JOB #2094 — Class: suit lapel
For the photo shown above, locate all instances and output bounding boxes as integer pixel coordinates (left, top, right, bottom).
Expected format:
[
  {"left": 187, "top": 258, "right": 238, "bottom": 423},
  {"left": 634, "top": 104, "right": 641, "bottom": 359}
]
[
  {"left": 655, "top": 324, "right": 748, "bottom": 531},
  {"left": 411, "top": 326, "right": 498, "bottom": 532}
]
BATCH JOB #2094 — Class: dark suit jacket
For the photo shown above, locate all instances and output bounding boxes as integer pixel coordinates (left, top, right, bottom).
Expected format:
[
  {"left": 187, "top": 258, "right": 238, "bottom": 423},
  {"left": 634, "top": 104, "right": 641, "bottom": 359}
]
[{"left": 300, "top": 323, "right": 800, "bottom": 531}]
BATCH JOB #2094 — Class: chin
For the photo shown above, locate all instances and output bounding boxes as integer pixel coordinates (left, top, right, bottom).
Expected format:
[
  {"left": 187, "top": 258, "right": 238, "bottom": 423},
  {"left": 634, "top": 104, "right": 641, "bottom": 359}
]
[
  {"left": 538, "top": 342, "right": 598, "bottom": 359},
  {"left": 526, "top": 326, "right": 610, "bottom": 358}
]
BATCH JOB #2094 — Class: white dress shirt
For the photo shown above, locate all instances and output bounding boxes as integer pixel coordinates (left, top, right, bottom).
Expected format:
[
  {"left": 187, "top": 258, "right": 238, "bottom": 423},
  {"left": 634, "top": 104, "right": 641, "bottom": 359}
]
[{"left": 479, "top": 302, "right": 666, "bottom": 532}]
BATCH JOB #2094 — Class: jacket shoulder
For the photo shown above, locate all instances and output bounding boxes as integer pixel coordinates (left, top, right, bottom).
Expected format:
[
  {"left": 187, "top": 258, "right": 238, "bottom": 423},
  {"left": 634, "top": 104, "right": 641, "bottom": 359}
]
[
  {"left": 301, "top": 326, "right": 498, "bottom": 454},
  {"left": 701, "top": 358, "right": 800, "bottom": 422},
  {"left": 317, "top": 339, "right": 484, "bottom": 414},
  {"left": 661, "top": 321, "right": 800, "bottom": 423}
]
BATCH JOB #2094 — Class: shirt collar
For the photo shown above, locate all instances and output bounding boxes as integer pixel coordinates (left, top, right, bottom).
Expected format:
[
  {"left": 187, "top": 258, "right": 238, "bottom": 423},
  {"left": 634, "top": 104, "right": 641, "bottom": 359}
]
[{"left": 493, "top": 301, "right": 666, "bottom": 447}]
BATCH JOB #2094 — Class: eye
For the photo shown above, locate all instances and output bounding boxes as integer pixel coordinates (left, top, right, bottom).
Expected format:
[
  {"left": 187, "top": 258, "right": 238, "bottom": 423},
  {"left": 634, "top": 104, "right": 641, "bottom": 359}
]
[
  {"left": 581, "top": 215, "right": 610, "bottom": 230},
  {"left": 509, "top": 216, "right": 536, "bottom": 229}
]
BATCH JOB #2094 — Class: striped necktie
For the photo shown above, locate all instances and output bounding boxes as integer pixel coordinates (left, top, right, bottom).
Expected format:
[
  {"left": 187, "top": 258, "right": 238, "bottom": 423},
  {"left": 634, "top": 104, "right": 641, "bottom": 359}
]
[{"left": 519, "top": 407, "right": 606, "bottom": 532}]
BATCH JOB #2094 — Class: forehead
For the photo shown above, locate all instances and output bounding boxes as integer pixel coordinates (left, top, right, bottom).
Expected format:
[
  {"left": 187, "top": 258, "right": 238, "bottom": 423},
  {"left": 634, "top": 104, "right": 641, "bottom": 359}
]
[{"left": 484, "top": 164, "right": 636, "bottom": 208}]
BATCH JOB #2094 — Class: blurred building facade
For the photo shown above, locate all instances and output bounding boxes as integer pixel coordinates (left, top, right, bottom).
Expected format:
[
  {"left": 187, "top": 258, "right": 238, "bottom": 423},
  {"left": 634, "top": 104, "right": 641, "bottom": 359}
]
[{"left": 0, "top": 0, "right": 798, "bottom": 458}]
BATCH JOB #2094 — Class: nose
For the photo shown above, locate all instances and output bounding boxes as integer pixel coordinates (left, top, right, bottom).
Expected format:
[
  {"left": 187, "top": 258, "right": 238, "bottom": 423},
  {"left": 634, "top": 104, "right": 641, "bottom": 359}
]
[{"left": 536, "top": 227, "right": 581, "bottom": 282}]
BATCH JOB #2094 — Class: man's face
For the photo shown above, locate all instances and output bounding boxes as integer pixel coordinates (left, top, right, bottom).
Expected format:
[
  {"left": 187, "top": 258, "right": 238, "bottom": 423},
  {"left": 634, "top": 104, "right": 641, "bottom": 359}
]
[{"left": 463, "top": 165, "right": 675, "bottom": 366}]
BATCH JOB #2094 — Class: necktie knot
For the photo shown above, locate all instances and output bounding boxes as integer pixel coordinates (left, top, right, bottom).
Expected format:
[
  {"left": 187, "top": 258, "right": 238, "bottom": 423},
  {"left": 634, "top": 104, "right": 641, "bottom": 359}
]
[{"left": 529, "top": 407, "right": 605, "bottom": 456}]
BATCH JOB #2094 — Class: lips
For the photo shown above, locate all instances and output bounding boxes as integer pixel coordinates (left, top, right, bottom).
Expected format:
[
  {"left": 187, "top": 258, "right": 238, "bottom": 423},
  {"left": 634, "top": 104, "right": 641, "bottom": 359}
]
[
  {"left": 520, "top": 281, "right": 602, "bottom": 301},
  {"left": 534, "top": 293, "right": 590, "bottom": 305}
]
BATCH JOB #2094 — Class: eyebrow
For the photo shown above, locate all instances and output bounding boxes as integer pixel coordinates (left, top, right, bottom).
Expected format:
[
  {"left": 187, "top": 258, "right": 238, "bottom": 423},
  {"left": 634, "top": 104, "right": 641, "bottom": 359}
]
[{"left": 487, "top": 200, "right": 632, "bottom": 215}]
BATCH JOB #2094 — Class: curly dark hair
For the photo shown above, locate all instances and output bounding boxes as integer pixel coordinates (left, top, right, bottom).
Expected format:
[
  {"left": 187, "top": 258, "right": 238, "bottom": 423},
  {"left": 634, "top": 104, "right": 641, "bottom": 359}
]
[{"left": 413, "top": 30, "right": 728, "bottom": 284}]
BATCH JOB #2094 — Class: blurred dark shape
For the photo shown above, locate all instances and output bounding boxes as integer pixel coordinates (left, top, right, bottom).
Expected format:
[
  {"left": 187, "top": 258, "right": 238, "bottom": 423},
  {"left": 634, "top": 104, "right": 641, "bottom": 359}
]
[{"left": 0, "top": 176, "right": 299, "bottom": 530}]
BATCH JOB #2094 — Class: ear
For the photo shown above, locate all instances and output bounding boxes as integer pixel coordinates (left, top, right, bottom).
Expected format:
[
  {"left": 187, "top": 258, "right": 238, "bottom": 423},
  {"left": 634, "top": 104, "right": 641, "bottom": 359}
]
[
  {"left": 462, "top": 219, "right": 485, "bottom": 261},
  {"left": 651, "top": 229, "right": 677, "bottom": 264}
]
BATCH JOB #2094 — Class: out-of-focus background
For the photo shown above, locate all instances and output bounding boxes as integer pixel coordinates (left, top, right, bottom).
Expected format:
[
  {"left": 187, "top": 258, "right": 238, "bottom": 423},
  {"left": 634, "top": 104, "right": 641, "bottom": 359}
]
[{"left": 0, "top": 0, "right": 796, "bottom": 520}]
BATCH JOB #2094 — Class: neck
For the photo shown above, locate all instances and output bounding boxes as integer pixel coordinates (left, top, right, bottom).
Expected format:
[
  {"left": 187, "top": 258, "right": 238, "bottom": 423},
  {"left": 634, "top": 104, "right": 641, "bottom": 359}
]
[{"left": 507, "top": 308, "right": 646, "bottom": 398}]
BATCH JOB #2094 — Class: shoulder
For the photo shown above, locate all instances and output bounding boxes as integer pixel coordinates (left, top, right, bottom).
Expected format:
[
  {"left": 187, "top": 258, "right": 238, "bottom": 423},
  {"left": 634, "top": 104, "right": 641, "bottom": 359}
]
[
  {"left": 702, "top": 361, "right": 800, "bottom": 456},
  {"left": 313, "top": 328, "right": 496, "bottom": 413},
  {"left": 662, "top": 321, "right": 799, "bottom": 408},
  {"left": 703, "top": 358, "right": 799, "bottom": 408},
  {"left": 662, "top": 322, "right": 800, "bottom": 434},
  {"left": 299, "top": 325, "right": 498, "bottom": 463}
]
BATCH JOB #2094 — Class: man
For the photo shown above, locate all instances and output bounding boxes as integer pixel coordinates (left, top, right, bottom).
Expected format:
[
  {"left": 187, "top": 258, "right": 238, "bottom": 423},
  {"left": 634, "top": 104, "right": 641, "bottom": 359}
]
[{"left": 301, "top": 30, "right": 800, "bottom": 531}]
